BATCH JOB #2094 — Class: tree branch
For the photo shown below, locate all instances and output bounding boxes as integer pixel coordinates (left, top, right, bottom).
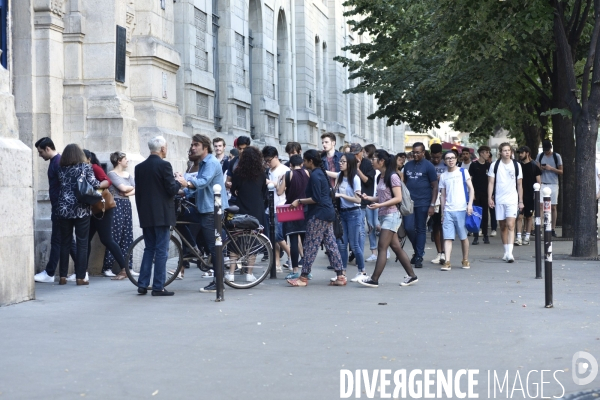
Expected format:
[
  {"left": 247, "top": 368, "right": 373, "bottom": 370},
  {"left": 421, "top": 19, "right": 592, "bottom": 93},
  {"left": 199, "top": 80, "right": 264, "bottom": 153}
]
[
  {"left": 567, "top": 0, "right": 583, "bottom": 33},
  {"left": 587, "top": 1, "right": 600, "bottom": 113},
  {"left": 522, "top": 72, "right": 552, "bottom": 104},
  {"left": 537, "top": 50, "right": 554, "bottom": 78},
  {"left": 574, "top": 0, "right": 593, "bottom": 50}
]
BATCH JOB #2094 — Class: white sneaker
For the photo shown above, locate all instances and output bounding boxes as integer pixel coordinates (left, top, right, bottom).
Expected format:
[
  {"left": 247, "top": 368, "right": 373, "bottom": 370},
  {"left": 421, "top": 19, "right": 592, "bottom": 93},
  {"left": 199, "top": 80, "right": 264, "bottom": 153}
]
[
  {"left": 245, "top": 274, "right": 256, "bottom": 282},
  {"left": 515, "top": 238, "right": 522, "bottom": 246},
  {"left": 431, "top": 253, "right": 442, "bottom": 264},
  {"left": 130, "top": 270, "right": 139, "bottom": 277},
  {"left": 201, "top": 269, "right": 214, "bottom": 279},
  {"left": 440, "top": 253, "right": 446, "bottom": 264},
  {"left": 507, "top": 254, "right": 515, "bottom": 263},
  {"left": 523, "top": 238, "right": 530, "bottom": 245},
  {"left": 102, "top": 270, "right": 116, "bottom": 277},
  {"left": 67, "top": 272, "right": 89, "bottom": 282},
  {"left": 490, "top": 230, "right": 497, "bottom": 237},
  {"left": 225, "top": 273, "right": 234, "bottom": 281},
  {"left": 366, "top": 254, "right": 377, "bottom": 262},
  {"left": 350, "top": 272, "right": 368, "bottom": 282},
  {"left": 501, "top": 254, "right": 508, "bottom": 262},
  {"left": 34, "top": 270, "right": 55, "bottom": 283}
]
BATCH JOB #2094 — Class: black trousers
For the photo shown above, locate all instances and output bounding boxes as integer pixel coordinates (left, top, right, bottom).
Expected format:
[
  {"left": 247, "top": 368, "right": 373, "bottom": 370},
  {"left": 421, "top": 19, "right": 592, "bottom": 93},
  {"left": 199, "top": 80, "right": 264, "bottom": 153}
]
[
  {"left": 45, "top": 212, "right": 77, "bottom": 276},
  {"left": 87, "top": 208, "right": 127, "bottom": 271},
  {"left": 473, "top": 193, "right": 489, "bottom": 237},
  {"left": 59, "top": 217, "right": 90, "bottom": 279}
]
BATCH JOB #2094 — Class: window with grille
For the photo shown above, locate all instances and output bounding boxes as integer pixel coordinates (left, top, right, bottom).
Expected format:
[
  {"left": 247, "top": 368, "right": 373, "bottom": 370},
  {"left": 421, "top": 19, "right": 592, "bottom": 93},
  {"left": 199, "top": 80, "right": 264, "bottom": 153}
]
[
  {"left": 265, "top": 6, "right": 274, "bottom": 39},
  {"left": 265, "top": 51, "right": 275, "bottom": 99},
  {"left": 236, "top": 106, "right": 246, "bottom": 128},
  {"left": 197, "top": 92, "right": 209, "bottom": 118},
  {"left": 234, "top": 0, "right": 244, "bottom": 18},
  {"left": 268, "top": 116, "right": 276, "bottom": 136},
  {"left": 235, "top": 33, "right": 245, "bottom": 87},
  {"left": 195, "top": 8, "right": 208, "bottom": 71}
]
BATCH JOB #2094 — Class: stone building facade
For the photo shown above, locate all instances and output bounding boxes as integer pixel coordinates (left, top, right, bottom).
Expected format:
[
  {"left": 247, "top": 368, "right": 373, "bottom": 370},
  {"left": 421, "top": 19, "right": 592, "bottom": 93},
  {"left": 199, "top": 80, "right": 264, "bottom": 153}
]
[{"left": 1, "top": 0, "right": 405, "bottom": 303}]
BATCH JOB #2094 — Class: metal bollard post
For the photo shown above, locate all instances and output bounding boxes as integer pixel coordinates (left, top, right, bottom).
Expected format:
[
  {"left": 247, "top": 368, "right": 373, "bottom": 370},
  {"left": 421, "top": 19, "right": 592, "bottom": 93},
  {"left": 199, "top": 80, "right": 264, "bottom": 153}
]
[
  {"left": 542, "top": 186, "right": 553, "bottom": 308},
  {"left": 268, "top": 183, "right": 277, "bottom": 278},
  {"left": 213, "top": 184, "right": 224, "bottom": 302},
  {"left": 533, "top": 183, "right": 542, "bottom": 279}
]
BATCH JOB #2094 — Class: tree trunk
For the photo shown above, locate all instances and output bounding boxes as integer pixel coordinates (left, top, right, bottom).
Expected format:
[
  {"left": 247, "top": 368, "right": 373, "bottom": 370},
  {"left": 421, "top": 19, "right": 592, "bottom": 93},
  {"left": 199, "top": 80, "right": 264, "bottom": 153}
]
[
  {"left": 572, "top": 111, "right": 599, "bottom": 257},
  {"left": 522, "top": 122, "right": 543, "bottom": 156},
  {"left": 551, "top": 56, "right": 576, "bottom": 237}
]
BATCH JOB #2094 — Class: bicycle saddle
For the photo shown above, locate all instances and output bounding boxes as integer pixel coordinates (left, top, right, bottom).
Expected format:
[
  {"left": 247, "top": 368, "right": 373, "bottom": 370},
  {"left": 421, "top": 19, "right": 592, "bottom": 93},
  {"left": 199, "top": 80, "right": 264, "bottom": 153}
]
[{"left": 224, "top": 206, "right": 240, "bottom": 214}]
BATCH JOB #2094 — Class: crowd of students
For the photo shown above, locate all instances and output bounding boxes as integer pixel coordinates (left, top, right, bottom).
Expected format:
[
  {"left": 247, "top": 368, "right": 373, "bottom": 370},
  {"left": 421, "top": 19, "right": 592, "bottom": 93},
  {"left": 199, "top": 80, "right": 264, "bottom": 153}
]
[{"left": 33, "top": 132, "right": 563, "bottom": 294}]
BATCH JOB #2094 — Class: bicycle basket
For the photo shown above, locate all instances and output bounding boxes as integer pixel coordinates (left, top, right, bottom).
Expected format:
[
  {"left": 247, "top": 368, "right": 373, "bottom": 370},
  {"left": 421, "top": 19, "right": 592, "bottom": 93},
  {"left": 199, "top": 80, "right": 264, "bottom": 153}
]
[{"left": 225, "top": 214, "right": 260, "bottom": 230}]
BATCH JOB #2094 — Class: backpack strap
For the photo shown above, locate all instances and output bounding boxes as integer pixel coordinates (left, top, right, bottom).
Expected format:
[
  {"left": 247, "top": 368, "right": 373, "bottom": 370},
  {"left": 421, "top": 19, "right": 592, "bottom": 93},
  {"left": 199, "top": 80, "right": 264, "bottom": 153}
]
[
  {"left": 492, "top": 160, "right": 499, "bottom": 199},
  {"left": 285, "top": 170, "right": 291, "bottom": 187}
]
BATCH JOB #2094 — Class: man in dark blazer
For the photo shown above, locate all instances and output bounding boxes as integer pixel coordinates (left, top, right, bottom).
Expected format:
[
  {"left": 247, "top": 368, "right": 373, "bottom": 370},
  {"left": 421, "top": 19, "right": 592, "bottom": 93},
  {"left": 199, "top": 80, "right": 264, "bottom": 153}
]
[{"left": 135, "top": 136, "right": 186, "bottom": 296}]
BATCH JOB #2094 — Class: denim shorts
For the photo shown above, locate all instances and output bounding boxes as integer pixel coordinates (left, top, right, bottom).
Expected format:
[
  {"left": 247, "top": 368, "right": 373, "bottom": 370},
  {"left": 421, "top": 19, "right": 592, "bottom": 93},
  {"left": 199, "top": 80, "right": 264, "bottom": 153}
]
[
  {"left": 378, "top": 212, "right": 401, "bottom": 233},
  {"left": 264, "top": 213, "right": 284, "bottom": 242},
  {"left": 442, "top": 210, "right": 468, "bottom": 241}
]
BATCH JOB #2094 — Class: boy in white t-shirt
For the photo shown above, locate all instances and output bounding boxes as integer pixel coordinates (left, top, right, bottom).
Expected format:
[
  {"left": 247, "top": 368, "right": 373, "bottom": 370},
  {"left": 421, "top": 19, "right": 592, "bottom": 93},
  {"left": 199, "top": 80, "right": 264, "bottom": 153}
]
[
  {"left": 487, "top": 143, "right": 524, "bottom": 263},
  {"left": 439, "top": 152, "right": 474, "bottom": 271}
]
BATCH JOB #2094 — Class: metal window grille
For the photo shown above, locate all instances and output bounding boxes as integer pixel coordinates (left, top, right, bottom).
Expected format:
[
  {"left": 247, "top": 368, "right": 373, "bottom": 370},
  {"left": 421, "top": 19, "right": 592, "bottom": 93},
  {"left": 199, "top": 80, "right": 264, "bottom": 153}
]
[
  {"left": 268, "top": 116, "right": 276, "bottom": 136},
  {"left": 197, "top": 92, "right": 209, "bottom": 118},
  {"left": 195, "top": 8, "right": 208, "bottom": 71},
  {"left": 235, "top": 33, "right": 245, "bottom": 86},
  {"left": 265, "top": 6, "right": 274, "bottom": 39},
  {"left": 236, "top": 105, "right": 246, "bottom": 128},
  {"left": 265, "top": 52, "right": 275, "bottom": 99}
]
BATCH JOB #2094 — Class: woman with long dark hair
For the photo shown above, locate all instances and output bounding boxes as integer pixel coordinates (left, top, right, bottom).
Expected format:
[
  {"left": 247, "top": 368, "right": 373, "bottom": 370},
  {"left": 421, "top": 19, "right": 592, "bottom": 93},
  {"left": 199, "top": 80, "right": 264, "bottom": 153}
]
[
  {"left": 287, "top": 149, "right": 344, "bottom": 286},
  {"left": 57, "top": 144, "right": 101, "bottom": 285},
  {"left": 83, "top": 150, "right": 130, "bottom": 279},
  {"left": 358, "top": 149, "right": 418, "bottom": 288},
  {"left": 324, "top": 153, "right": 365, "bottom": 282},
  {"left": 276, "top": 154, "right": 309, "bottom": 279},
  {"left": 230, "top": 146, "right": 267, "bottom": 282}
]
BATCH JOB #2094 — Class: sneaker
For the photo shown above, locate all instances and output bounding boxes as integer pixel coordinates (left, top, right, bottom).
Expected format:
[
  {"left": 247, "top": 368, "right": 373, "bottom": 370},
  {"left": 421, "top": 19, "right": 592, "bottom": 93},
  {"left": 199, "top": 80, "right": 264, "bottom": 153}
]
[
  {"left": 167, "top": 269, "right": 183, "bottom": 280},
  {"left": 490, "top": 230, "right": 497, "bottom": 237},
  {"left": 552, "top": 230, "right": 557, "bottom": 238},
  {"left": 102, "top": 269, "right": 116, "bottom": 277},
  {"left": 245, "top": 274, "right": 257, "bottom": 282},
  {"left": 483, "top": 236, "right": 490, "bottom": 244},
  {"left": 276, "top": 266, "right": 283, "bottom": 273},
  {"left": 34, "top": 270, "right": 55, "bottom": 283},
  {"left": 350, "top": 272, "right": 368, "bottom": 282},
  {"left": 523, "top": 238, "right": 530, "bottom": 245},
  {"left": 200, "top": 281, "right": 217, "bottom": 293},
  {"left": 201, "top": 270, "right": 214, "bottom": 279},
  {"left": 440, "top": 261, "right": 451, "bottom": 271},
  {"left": 357, "top": 278, "right": 378, "bottom": 288},
  {"left": 298, "top": 257, "right": 304, "bottom": 266},
  {"left": 461, "top": 260, "right": 470, "bottom": 269},
  {"left": 410, "top": 254, "right": 416, "bottom": 264},
  {"left": 366, "top": 254, "right": 378, "bottom": 262},
  {"left": 440, "top": 253, "right": 446, "bottom": 264},
  {"left": 431, "top": 253, "right": 442, "bottom": 264},
  {"left": 307, "top": 273, "right": 313, "bottom": 280},
  {"left": 67, "top": 272, "right": 89, "bottom": 282},
  {"left": 507, "top": 254, "right": 515, "bottom": 263},
  {"left": 286, "top": 272, "right": 300, "bottom": 280},
  {"left": 282, "top": 260, "right": 291, "bottom": 270},
  {"left": 225, "top": 273, "right": 234, "bottom": 281},
  {"left": 472, "top": 238, "right": 479, "bottom": 245},
  {"left": 400, "top": 276, "right": 418, "bottom": 286},
  {"left": 515, "top": 238, "right": 522, "bottom": 246},
  {"left": 501, "top": 254, "right": 508, "bottom": 262},
  {"left": 129, "top": 270, "right": 139, "bottom": 277},
  {"left": 414, "top": 257, "right": 423, "bottom": 268}
]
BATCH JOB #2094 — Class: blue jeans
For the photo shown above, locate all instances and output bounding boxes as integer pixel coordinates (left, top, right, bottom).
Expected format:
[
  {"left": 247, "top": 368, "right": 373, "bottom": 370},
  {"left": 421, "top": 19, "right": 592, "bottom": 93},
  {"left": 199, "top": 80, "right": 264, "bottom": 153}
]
[
  {"left": 138, "top": 226, "right": 171, "bottom": 291},
  {"left": 364, "top": 207, "right": 379, "bottom": 250},
  {"left": 403, "top": 206, "right": 429, "bottom": 258},
  {"left": 336, "top": 208, "right": 365, "bottom": 271}
]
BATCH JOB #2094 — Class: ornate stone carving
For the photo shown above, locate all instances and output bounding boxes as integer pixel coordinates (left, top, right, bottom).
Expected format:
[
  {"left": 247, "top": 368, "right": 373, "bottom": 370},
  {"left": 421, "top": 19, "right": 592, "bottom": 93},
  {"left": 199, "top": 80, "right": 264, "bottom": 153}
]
[
  {"left": 50, "top": 0, "right": 65, "bottom": 17},
  {"left": 125, "top": 4, "right": 136, "bottom": 43}
]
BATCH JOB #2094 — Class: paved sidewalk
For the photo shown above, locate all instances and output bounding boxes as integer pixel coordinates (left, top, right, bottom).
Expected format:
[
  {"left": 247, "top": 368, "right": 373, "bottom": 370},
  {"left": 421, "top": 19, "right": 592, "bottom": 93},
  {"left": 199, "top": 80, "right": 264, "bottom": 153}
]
[{"left": 1, "top": 234, "right": 599, "bottom": 399}]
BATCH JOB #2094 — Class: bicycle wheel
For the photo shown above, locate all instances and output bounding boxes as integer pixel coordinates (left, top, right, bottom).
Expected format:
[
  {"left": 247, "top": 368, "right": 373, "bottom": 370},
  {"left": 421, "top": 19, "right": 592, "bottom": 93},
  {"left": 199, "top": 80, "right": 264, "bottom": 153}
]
[
  {"left": 125, "top": 234, "right": 183, "bottom": 288},
  {"left": 223, "top": 231, "right": 273, "bottom": 289}
]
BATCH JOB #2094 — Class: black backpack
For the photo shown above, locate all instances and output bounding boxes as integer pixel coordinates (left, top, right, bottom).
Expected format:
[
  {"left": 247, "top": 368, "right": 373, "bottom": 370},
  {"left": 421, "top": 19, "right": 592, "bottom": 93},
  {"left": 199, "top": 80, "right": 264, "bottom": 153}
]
[
  {"left": 492, "top": 159, "right": 520, "bottom": 199},
  {"left": 537, "top": 152, "right": 560, "bottom": 169}
]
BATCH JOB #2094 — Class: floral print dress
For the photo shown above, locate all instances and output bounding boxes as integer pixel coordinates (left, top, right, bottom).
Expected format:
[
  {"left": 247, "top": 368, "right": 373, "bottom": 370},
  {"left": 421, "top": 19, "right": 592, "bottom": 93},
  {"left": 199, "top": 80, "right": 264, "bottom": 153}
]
[{"left": 57, "top": 163, "right": 101, "bottom": 219}]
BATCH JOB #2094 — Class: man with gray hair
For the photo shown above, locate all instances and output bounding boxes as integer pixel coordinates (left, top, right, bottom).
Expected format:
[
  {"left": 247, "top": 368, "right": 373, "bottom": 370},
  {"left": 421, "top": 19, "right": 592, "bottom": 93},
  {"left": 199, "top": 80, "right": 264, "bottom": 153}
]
[{"left": 135, "top": 136, "right": 187, "bottom": 296}]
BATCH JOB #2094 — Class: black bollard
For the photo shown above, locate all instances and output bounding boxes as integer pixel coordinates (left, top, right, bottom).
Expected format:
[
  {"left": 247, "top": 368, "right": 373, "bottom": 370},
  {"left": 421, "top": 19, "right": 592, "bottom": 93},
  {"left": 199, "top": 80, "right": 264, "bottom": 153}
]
[
  {"left": 542, "top": 187, "right": 553, "bottom": 308},
  {"left": 214, "top": 184, "right": 224, "bottom": 302},
  {"left": 268, "top": 183, "right": 277, "bottom": 278},
  {"left": 534, "top": 183, "right": 542, "bottom": 279}
]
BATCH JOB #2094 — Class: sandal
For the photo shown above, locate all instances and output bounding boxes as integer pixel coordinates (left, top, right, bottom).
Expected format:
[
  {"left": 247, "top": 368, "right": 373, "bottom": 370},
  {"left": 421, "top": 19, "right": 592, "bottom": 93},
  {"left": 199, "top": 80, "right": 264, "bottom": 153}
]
[
  {"left": 111, "top": 270, "right": 127, "bottom": 280},
  {"left": 329, "top": 275, "right": 347, "bottom": 286},
  {"left": 201, "top": 270, "right": 214, "bottom": 279},
  {"left": 287, "top": 276, "right": 308, "bottom": 287}
]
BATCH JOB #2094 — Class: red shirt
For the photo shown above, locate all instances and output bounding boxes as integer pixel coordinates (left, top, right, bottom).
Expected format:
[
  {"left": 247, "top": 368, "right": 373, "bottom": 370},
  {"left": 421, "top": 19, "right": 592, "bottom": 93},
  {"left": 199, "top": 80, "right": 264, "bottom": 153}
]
[{"left": 92, "top": 164, "right": 111, "bottom": 185}]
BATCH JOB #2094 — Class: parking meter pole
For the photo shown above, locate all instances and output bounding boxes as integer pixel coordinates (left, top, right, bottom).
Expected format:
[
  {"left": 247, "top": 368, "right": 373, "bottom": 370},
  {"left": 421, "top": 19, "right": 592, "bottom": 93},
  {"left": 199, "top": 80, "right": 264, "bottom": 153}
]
[
  {"left": 533, "top": 183, "right": 542, "bottom": 279},
  {"left": 542, "top": 187, "right": 553, "bottom": 308},
  {"left": 213, "top": 184, "right": 224, "bottom": 302},
  {"left": 268, "top": 183, "right": 276, "bottom": 279}
]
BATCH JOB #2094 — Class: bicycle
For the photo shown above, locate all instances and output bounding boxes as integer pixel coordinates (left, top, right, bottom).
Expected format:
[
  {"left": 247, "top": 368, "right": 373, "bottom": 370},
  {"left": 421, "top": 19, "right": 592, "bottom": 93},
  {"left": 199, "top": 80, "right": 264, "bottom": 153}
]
[{"left": 124, "top": 199, "right": 274, "bottom": 289}]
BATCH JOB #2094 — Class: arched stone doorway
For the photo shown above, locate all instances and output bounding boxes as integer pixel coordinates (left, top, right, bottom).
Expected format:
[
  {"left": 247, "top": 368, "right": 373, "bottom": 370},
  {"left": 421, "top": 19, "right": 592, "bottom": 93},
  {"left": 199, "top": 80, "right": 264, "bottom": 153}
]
[
  {"left": 276, "top": 9, "right": 291, "bottom": 144},
  {"left": 248, "top": 0, "right": 263, "bottom": 139}
]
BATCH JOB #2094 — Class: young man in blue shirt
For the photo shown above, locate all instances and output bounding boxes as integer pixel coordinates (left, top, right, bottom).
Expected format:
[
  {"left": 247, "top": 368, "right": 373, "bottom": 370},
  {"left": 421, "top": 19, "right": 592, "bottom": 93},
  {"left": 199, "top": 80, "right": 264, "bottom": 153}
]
[{"left": 403, "top": 142, "right": 439, "bottom": 268}]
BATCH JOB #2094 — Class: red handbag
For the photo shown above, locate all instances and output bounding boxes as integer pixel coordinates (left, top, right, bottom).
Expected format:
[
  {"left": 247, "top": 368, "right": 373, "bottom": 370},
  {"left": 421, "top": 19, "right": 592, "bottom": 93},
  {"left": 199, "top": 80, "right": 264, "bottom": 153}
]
[{"left": 276, "top": 204, "right": 305, "bottom": 222}]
